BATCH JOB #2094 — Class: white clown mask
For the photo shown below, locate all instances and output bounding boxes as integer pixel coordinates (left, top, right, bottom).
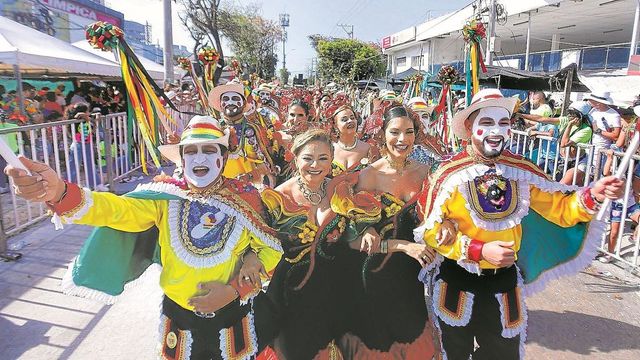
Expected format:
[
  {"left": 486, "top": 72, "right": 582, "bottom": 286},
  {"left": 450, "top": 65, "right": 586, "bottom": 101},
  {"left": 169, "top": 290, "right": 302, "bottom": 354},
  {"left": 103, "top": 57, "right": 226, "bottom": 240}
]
[
  {"left": 258, "top": 91, "right": 271, "bottom": 103},
  {"left": 471, "top": 107, "right": 511, "bottom": 156},
  {"left": 220, "top": 91, "right": 245, "bottom": 110},
  {"left": 182, "top": 144, "right": 224, "bottom": 188}
]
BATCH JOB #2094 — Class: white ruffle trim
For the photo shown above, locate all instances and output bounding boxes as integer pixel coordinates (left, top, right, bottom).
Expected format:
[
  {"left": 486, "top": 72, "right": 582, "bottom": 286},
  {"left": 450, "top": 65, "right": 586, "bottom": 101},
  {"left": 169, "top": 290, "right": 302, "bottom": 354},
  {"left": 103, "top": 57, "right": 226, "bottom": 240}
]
[
  {"left": 414, "top": 163, "right": 581, "bottom": 241},
  {"left": 168, "top": 197, "right": 282, "bottom": 269},
  {"left": 157, "top": 314, "right": 193, "bottom": 360},
  {"left": 218, "top": 310, "right": 258, "bottom": 360},
  {"left": 131, "top": 181, "right": 189, "bottom": 199},
  {"left": 61, "top": 257, "right": 161, "bottom": 305},
  {"left": 432, "top": 278, "right": 475, "bottom": 327},
  {"left": 51, "top": 188, "right": 94, "bottom": 230},
  {"left": 521, "top": 216, "right": 605, "bottom": 297}
]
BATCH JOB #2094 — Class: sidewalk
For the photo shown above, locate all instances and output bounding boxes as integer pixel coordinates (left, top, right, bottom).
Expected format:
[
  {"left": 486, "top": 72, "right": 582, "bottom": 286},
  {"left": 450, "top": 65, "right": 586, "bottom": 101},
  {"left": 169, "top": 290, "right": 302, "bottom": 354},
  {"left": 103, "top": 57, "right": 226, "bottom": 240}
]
[{"left": 1, "top": 178, "right": 639, "bottom": 358}]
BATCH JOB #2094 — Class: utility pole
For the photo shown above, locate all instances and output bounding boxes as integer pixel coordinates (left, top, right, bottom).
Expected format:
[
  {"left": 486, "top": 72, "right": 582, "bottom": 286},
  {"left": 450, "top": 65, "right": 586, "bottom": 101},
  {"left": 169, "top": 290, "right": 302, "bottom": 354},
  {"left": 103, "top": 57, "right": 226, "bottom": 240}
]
[
  {"left": 279, "top": 13, "right": 290, "bottom": 81},
  {"left": 485, "top": 0, "right": 497, "bottom": 65},
  {"left": 163, "top": 0, "right": 174, "bottom": 84},
  {"left": 337, "top": 24, "right": 354, "bottom": 39}
]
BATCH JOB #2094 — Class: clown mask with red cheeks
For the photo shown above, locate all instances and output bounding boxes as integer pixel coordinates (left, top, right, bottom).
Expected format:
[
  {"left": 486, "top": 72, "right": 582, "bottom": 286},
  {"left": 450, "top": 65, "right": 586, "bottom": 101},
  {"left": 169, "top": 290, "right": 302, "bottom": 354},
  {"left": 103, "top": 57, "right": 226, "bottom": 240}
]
[
  {"left": 470, "top": 107, "right": 512, "bottom": 159},
  {"left": 182, "top": 143, "right": 224, "bottom": 188}
]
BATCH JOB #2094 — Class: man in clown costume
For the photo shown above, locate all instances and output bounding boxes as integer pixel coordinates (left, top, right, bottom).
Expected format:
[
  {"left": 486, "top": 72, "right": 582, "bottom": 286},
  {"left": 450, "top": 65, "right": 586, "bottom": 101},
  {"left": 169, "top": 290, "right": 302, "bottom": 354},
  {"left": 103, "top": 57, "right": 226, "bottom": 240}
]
[
  {"left": 5, "top": 116, "right": 283, "bottom": 360},
  {"left": 414, "top": 88, "right": 624, "bottom": 360},
  {"left": 209, "top": 81, "right": 278, "bottom": 187}
]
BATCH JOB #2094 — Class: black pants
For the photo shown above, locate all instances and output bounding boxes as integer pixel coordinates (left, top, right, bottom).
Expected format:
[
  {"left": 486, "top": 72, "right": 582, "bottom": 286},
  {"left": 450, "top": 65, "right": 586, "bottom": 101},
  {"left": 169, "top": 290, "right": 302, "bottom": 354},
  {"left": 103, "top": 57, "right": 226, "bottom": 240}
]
[
  {"left": 159, "top": 295, "right": 278, "bottom": 360},
  {"left": 435, "top": 259, "right": 522, "bottom": 360}
]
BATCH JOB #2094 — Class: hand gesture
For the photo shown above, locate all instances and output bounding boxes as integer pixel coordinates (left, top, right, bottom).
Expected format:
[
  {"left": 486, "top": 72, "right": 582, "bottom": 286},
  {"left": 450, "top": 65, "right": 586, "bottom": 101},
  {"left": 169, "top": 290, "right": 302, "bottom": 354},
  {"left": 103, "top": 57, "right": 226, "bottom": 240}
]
[
  {"left": 188, "top": 282, "right": 238, "bottom": 314},
  {"left": 591, "top": 176, "right": 625, "bottom": 202},
  {"left": 403, "top": 242, "right": 435, "bottom": 267},
  {"left": 481, "top": 241, "right": 515, "bottom": 267},
  {"left": 4, "top": 156, "right": 64, "bottom": 203},
  {"left": 360, "top": 227, "right": 381, "bottom": 255},
  {"left": 436, "top": 219, "right": 457, "bottom": 246},
  {"left": 238, "top": 252, "right": 268, "bottom": 289}
]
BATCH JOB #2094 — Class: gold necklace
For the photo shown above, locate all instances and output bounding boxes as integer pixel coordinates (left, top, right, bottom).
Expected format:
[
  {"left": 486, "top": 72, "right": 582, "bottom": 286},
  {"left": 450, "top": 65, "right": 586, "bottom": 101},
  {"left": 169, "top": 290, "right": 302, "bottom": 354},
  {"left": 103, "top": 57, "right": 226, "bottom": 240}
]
[
  {"left": 297, "top": 176, "right": 327, "bottom": 206},
  {"left": 385, "top": 156, "right": 410, "bottom": 172}
]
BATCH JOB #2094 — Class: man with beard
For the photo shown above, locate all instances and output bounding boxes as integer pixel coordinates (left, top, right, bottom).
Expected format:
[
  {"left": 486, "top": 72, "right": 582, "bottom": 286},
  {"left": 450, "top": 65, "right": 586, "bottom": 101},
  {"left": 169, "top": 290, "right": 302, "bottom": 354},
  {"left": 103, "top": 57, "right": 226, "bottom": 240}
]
[
  {"left": 414, "top": 89, "right": 624, "bottom": 360},
  {"left": 4, "top": 116, "right": 283, "bottom": 359},
  {"left": 209, "top": 81, "right": 277, "bottom": 187},
  {"left": 253, "top": 83, "right": 280, "bottom": 130}
]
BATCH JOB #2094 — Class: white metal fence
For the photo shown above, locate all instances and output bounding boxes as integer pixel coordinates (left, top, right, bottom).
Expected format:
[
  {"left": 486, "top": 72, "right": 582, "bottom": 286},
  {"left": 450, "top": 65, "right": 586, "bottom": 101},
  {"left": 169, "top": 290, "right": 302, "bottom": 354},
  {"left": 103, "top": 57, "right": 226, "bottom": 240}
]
[
  {"left": 510, "top": 129, "right": 640, "bottom": 271},
  {"left": 0, "top": 105, "right": 197, "bottom": 238}
]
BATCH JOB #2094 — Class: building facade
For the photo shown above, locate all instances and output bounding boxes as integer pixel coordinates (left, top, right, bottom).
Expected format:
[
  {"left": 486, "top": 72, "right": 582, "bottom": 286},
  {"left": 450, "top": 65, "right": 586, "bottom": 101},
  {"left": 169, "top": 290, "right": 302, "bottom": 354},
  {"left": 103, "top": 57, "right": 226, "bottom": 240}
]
[
  {"left": 382, "top": 0, "right": 638, "bottom": 77},
  {"left": 0, "top": 0, "right": 124, "bottom": 43}
]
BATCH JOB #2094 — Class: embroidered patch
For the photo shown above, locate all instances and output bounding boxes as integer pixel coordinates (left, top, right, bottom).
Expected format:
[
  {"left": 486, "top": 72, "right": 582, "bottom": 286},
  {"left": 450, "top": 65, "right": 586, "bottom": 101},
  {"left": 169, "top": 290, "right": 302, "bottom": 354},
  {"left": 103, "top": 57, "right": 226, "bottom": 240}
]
[
  {"left": 179, "top": 200, "right": 236, "bottom": 257},
  {"left": 495, "top": 286, "right": 527, "bottom": 338},
  {"left": 467, "top": 171, "right": 518, "bottom": 219},
  {"left": 219, "top": 311, "right": 258, "bottom": 360},
  {"left": 159, "top": 314, "right": 193, "bottom": 360},
  {"left": 432, "top": 279, "right": 474, "bottom": 327}
]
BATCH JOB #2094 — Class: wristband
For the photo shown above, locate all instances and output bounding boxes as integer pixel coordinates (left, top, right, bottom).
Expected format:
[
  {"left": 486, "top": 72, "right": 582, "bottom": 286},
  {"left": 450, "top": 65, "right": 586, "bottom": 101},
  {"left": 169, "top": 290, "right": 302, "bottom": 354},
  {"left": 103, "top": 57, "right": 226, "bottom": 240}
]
[
  {"left": 579, "top": 187, "right": 600, "bottom": 213},
  {"left": 468, "top": 239, "right": 484, "bottom": 262}
]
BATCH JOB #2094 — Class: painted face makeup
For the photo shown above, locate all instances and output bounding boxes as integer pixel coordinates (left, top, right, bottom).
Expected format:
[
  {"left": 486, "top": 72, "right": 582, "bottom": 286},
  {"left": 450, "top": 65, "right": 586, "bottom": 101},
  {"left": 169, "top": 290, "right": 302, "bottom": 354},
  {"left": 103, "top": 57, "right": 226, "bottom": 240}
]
[
  {"left": 258, "top": 91, "right": 271, "bottom": 103},
  {"left": 221, "top": 92, "right": 245, "bottom": 118},
  {"left": 471, "top": 107, "right": 511, "bottom": 158},
  {"left": 183, "top": 144, "right": 224, "bottom": 188}
]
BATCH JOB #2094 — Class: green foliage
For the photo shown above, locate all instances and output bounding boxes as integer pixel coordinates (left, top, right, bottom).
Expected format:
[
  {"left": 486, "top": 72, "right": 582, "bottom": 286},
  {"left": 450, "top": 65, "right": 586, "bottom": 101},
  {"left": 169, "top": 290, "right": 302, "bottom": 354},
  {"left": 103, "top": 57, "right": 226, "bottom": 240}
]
[
  {"left": 279, "top": 68, "right": 290, "bottom": 85},
  {"left": 310, "top": 37, "right": 385, "bottom": 82},
  {"left": 218, "top": 4, "right": 282, "bottom": 79}
]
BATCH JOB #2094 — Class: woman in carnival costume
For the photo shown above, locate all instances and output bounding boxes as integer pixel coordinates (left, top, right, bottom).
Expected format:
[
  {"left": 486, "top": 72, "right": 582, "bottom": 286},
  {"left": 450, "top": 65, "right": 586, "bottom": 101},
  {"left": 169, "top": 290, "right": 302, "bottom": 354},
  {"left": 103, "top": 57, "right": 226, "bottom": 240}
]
[
  {"left": 323, "top": 94, "right": 376, "bottom": 177},
  {"left": 5, "top": 116, "right": 284, "bottom": 360},
  {"left": 334, "top": 102, "right": 457, "bottom": 358},
  {"left": 414, "top": 88, "right": 624, "bottom": 359},
  {"left": 256, "top": 129, "right": 367, "bottom": 359}
]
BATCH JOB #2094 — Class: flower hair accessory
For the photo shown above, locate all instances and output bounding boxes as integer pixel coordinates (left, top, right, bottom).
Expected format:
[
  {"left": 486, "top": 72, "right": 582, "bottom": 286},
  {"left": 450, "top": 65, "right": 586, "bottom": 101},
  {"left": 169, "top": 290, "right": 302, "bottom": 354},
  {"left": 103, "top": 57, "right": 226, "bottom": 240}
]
[{"left": 177, "top": 57, "right": 191, "bottom": 71}]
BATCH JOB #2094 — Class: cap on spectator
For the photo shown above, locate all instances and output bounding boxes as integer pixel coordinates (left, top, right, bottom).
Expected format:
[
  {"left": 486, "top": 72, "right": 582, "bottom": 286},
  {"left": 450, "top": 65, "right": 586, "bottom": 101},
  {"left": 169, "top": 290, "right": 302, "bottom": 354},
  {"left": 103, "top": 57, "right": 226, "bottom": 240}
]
[
  {"left": 584, "top": 91, "right": 614, "bottom": 106},
  {"left": 568, "top": 101, "right": 592, "bottom": 116}
]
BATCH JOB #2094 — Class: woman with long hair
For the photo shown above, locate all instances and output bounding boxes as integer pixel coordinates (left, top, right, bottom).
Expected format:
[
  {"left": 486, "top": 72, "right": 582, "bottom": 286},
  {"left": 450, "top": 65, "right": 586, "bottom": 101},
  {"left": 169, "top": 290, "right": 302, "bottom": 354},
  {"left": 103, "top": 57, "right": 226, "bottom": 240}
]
[{"left": 336, "top": 103, "right": 455, "bottom": 358}]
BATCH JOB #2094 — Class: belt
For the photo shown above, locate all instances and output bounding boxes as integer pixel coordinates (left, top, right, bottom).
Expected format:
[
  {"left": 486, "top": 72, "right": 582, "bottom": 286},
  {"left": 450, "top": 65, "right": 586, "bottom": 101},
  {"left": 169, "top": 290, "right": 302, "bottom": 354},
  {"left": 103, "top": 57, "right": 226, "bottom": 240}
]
[{"left": 480, "top": 266, "right": 512, "bottom": 276}]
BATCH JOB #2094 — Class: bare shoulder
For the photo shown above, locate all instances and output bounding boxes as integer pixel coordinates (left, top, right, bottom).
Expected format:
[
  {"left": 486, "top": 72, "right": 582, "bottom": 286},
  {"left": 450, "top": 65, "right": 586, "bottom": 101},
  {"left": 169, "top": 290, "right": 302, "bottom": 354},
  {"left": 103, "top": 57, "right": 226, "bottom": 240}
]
[
  {"left": 355, "top": 162, "right": 381, "bottom": 192},
  {"left": 274, "top": 178, "right": 296, "bottom": 197}
]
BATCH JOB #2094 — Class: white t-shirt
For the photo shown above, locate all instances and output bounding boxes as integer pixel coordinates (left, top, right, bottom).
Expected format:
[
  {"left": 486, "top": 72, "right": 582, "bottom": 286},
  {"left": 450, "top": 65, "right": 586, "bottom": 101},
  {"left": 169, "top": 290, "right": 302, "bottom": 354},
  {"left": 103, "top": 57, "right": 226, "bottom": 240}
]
[{"left": 590, "top": 107, "right": 621, "bottom": 148}]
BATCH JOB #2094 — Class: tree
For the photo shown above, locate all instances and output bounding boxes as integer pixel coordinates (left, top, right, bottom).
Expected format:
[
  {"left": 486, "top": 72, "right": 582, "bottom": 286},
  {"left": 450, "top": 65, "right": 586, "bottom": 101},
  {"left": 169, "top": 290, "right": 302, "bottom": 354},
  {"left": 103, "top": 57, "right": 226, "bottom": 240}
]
[
  {"left": 218, "top": 3, "right": 282, "bottom": 79},
  {"left": 309, "top": 36, "right": 385, "bottom": 82},
  {"left": 279, "top": 68, "right": 290, "bottom": 85}
]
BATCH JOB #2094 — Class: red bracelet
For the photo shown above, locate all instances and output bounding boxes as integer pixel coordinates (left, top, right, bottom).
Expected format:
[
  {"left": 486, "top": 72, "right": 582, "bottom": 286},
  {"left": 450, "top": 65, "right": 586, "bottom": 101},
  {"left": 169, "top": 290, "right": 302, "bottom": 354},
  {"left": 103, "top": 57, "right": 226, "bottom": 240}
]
[
  {"left": 468, "top": 239, "right": 484, "bottom": 262},
  {"left": 47, "top": 181, "right": 83, "bottom": 216},
  {"left": 580, "top": 187, "right": 599, "bottom": 212}
]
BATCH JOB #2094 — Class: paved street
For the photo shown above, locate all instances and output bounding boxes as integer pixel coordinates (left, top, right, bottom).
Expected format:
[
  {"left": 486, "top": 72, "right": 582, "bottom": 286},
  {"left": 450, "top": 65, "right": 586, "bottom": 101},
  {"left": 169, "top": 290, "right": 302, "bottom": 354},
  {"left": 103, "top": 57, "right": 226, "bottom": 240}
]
[{"left": 1, "top": 197, "right": 639, "bottom": 359}]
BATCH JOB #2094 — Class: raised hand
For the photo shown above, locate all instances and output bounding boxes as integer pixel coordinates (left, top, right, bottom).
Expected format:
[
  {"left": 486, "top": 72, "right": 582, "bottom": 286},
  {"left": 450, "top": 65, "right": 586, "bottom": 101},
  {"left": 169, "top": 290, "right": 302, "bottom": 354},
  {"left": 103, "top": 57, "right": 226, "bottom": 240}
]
[
  {"left": 188, "top": 281, "right": 238, "bottom": 314},
  {"left": 4, "top": 156, "right": 65, "bottom": 203},
  {"left": 591, "top": 176, "right": 625, "bottom": 203}
]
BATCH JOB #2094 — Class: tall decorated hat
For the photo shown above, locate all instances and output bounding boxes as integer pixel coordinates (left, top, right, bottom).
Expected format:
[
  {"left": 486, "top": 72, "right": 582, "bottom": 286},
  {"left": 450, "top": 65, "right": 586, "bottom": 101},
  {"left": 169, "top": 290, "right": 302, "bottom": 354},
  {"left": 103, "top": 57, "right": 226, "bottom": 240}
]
[{"left": 158, "top": 115, "right": 230, "bottom": 164}]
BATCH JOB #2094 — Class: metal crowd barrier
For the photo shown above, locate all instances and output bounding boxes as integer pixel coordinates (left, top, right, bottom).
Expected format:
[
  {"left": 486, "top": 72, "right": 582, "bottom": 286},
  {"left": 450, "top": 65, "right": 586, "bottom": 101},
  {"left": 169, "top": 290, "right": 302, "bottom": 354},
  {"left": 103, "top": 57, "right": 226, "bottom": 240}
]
[
  {"left": 0, "top": 103, "right": 197, "bottom": 241},
  {"left": 510, "top": 130, "right": 640, "bottom": 271}
]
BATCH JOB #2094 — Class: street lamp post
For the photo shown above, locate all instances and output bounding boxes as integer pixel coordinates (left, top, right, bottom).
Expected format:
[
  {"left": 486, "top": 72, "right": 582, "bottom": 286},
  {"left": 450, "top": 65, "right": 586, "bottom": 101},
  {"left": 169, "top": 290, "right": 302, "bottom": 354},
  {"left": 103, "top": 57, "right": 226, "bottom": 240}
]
[{"left": 279, "top": 13, "right": 290, "bottom": 82}]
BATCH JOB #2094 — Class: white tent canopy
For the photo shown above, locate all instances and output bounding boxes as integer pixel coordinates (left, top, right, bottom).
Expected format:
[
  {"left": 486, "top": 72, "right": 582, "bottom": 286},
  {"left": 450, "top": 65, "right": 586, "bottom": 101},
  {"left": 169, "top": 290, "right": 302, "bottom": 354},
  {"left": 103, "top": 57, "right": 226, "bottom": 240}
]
[
  {"left": 72, "top": 40, "right": 168, "bottom": 82},
  {"left": 0, "top": 15, "right": 121, "bottom": 78}
]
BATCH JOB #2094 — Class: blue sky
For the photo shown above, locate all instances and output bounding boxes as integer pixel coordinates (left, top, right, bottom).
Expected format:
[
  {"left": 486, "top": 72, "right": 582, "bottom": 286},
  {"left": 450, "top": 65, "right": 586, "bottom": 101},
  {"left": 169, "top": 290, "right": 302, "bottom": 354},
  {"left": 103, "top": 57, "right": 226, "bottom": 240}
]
[{"left": 110, "top": 0, "right": 471, "bottom": 75}]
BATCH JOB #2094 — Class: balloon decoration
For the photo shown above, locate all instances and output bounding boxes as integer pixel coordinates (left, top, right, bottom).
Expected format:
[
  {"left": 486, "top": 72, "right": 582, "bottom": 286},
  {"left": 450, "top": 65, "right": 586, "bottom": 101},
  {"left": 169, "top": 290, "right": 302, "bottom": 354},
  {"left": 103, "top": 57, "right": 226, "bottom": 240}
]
[
  {"left": 86, "top": 21, "right": 177, "bottom": 174},
  {"left": 462, "top": 19, "right": 488, "bottom": 105}
]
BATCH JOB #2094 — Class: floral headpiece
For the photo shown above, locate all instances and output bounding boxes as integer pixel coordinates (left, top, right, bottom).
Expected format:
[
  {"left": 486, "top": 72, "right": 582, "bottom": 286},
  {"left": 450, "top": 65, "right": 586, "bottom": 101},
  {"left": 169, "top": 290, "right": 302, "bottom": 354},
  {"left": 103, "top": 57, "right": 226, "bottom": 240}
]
[
  {"left": 322, "top": 93, "right": 351, "bottom": 120},
  {"left": 86, "top": 21, "right": 123, "bottom": 52}
]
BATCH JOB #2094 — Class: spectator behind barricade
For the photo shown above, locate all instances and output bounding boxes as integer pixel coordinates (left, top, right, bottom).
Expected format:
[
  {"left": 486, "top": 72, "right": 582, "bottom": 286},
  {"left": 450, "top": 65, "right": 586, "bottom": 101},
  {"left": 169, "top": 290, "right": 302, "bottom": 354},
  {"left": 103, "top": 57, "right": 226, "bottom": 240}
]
[
  {"left": 70, "top": 88, "right": 87, "bottom": 105},
  {"left": 87, "top": 89, "right": 108, "bottom": 115},
  {"left": 0, "top": 109, "right": 19, "bottom": 194},
  {"left": 520, "top": 101, "right": 593, "bottom": 184},
  {"left": 598, "top": 104, "right": 640, "bottom": 263},
  {"left": 42, "top": 91, "right": 64, "bottom": 121},
  {"left": 0, "top": 85, "right": 6, "bottom": 104},
  {"left": 586, "top": 90, "right": 621, "bottom": 153},
  {"left": 2, "top": 82, "right": 43, "bottom": 125},
  {"left": 65, "top": 103, "right": 100, "bottom": 189},
  {"left": 523, "top": 91, "right": 557, "bottom": 168},
  {"left": 55, "top": 83, "right": 67, "bottom": 106}
]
